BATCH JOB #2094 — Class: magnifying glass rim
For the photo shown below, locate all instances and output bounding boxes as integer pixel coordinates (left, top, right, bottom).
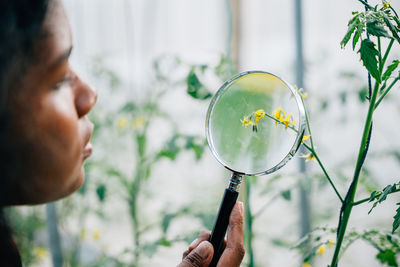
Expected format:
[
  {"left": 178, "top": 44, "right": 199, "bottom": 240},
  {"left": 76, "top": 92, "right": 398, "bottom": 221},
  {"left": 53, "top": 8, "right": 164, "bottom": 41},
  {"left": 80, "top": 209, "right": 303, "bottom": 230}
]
[{"left": 205, "top": 70, "right": 306, "bottom": 176}]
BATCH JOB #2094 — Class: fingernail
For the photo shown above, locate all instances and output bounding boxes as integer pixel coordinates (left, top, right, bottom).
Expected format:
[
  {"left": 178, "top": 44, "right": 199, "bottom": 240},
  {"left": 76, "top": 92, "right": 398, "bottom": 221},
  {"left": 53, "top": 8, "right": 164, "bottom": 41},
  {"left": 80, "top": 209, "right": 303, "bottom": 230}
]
[
  {"left": 189, "top": 238, "right": 199, "bottom": 248},
  {"left": 194, "top": 241, "right": 213, "bottom": 260}
]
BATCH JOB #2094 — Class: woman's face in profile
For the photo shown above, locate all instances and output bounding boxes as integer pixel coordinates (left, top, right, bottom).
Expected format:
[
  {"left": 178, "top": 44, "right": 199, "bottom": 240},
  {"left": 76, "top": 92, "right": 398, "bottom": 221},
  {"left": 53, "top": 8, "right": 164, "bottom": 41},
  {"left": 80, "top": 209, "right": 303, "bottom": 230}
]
[{"left": 10, "top": 0, "right": 97, "bottom": 204}]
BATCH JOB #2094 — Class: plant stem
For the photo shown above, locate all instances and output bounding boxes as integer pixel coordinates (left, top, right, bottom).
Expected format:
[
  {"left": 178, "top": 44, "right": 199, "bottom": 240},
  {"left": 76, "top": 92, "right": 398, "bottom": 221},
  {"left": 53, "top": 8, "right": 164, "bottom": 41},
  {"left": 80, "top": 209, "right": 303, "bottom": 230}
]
[
  {"left": 129, "top": 133, "right": 147, "bottom": 267},
  {"left": 303, "top": 100, "right": 315, "bottom": 149},
  {"left": 374, "top": 77, "right": 400, "bottom": 109},
  {"left": 378, "top": 37, "right": 382, "bottom": 70},
  {"left": 264, "top": 113, "right": 298, "bottom": 132},
  {"left": 353, "top": 187, "right": 400, "bottom": 206},
  {"left": 330, "top": 81, "right": 380, "bottom": 267},
  {"left": 380, "top": 39, "right": 395, "bottom": 74},
  {"left": 244, "top": 179, "right": 255, "bottom": 267},
  {"left": 302, "top": 144, "right": 343, "bottom": 203}
]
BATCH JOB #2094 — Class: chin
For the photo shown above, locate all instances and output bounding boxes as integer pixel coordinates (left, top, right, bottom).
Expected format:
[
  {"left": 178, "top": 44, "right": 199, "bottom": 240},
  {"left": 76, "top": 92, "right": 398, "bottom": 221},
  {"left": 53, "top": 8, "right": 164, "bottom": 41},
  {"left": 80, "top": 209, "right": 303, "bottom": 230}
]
[
  {"left": 33, "top": 167, "right": 86, "bottom": 204},
  {"left": 64, "top": 167, "right": 86, "bottom": 197}
]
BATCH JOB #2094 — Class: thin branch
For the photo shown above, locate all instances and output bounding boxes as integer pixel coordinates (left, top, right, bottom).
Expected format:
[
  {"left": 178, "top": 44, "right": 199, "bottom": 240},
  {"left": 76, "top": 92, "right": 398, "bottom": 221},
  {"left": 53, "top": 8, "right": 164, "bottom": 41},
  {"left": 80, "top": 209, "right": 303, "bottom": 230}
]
[
  {"left": 352, "top": 187, "right": 400, "bottom": 206},
  {"left": 302, "top": 143, "right": 344, "bottom": 203},
  {"left": 380, "top": 39, "right": 395, "bottom": 74},
  {"left": 301, "top": 97, "right": 315, "bottom": 149},
  {"left": 357, "top": 0, "right": 373, "bottom": 10},
  {"left": 374, "top": 77, "right": 400, "bottom": 109}
]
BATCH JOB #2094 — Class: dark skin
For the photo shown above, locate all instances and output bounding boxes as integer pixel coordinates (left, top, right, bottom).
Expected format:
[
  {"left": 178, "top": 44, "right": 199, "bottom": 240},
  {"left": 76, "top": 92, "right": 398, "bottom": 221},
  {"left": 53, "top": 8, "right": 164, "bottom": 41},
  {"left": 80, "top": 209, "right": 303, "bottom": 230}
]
[
  {"left": 9, "top": 0, "right": 96, "bottom": 205},
  {"left": 178, "top": 202, "right": 245, "bottom": 267},
  {"left": 6, "top": 0, "right": 245, "bottom": 266}
]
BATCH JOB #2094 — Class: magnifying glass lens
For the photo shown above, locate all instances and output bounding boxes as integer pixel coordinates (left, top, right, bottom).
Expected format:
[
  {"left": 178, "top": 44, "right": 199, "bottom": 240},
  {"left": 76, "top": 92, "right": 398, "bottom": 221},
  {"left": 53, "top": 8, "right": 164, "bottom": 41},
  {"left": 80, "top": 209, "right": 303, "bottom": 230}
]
[{"left": 208, "top": 72, "right": 301, "bottom": 175}]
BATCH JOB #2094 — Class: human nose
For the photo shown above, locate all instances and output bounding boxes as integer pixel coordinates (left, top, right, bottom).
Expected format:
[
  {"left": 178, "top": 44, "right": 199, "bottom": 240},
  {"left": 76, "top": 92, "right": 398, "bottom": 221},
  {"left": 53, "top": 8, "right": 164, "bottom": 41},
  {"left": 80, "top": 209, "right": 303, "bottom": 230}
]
[{"left": 74, "top": 74, "right": 97, "bottom": 118}]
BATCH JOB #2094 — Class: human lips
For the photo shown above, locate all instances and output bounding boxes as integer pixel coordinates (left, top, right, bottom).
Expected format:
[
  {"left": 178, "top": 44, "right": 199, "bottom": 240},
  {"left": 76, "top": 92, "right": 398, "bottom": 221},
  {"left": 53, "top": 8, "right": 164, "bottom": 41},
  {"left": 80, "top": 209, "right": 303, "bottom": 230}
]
[
  {"left": 82, "top": 121, "right": 94, "bottom": 160},
  {"left": 82, "top": 142, "right": 93, "bottom": 160}
]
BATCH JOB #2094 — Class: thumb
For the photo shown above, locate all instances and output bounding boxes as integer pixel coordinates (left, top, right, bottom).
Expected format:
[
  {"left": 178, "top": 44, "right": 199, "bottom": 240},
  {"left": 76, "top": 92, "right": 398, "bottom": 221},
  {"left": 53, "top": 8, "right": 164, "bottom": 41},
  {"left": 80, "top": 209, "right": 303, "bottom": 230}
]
[{"left": 178, "top": 241, "right": 214, "bottom": 267}]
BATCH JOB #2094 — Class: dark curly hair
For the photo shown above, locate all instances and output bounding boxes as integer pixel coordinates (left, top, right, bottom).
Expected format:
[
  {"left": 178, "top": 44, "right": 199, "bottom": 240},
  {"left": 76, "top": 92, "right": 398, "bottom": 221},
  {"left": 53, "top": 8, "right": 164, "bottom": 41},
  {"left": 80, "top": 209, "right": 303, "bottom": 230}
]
[{"left": 0, "top": 0, "right": 50, "bottom": 265}]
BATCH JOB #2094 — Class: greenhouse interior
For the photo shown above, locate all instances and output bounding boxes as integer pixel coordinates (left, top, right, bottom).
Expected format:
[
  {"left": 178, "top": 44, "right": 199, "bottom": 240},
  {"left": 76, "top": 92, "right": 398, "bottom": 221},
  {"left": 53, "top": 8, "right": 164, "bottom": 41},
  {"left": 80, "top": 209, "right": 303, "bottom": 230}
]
[{"left": 1, "top": 0, "right": 400, "bottom": 266}]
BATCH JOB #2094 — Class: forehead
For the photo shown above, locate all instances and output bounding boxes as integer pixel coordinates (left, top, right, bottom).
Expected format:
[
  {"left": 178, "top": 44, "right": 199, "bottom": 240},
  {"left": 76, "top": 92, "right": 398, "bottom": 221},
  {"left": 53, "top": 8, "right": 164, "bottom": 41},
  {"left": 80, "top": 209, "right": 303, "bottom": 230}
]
[{"left": 39, "top": 0, "right": 72, "bottom": 67}]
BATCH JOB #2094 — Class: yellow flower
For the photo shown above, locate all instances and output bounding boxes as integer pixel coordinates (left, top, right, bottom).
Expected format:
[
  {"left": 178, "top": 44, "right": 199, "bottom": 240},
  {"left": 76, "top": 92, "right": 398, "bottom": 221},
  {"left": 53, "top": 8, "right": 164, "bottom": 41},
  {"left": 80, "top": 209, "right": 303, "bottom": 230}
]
[
  {"left": 328, "top": 239, "right": 335, "bottom": 247},
  {"left": 133, "top": 116, "right": 145, "bottom": 130},
  {"left": 316, "top": 244, "right": 326, "bottom": 256},
  {"left": 80, "top": 228, "right": 87, "bottom": 240},
  {"left": 383, "top": 1, "right": 390, "bottom": 9},
  {"left": 34, "top": 247, "right": 48, "bottom": 259},
  {"left": 254, "top": 109, "right": 265, "bottom": 123},
  {"left": 92, "top": 229, "right": 101, "bottom": 241},
  {"left": 301, "top": 153, "right": 316, "bottom": 162},
  {"left": 302, "top": 135, "right": 311, "bottom": 144},
  {"left": 302, "top": 263, "right": 311, "bottom": 267},
  {"left": 273, "top": 106, "right": 286, "bottom": 124},
  {"left": 117, "top": 117, "right": 129, "bottom": 130},
  {"left": 283, "top": 112, "right": 297, "bottom": 129},
  {"left": 241, "top": 116, "right": 254, "bottom": 127}
]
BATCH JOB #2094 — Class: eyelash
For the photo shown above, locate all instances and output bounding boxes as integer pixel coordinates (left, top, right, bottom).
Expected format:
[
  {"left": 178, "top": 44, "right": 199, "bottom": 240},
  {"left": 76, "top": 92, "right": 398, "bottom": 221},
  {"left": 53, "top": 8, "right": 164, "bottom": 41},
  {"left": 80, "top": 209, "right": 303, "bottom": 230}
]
[{"left": 53, "top": 74, "right": 73, "bottom": 90}]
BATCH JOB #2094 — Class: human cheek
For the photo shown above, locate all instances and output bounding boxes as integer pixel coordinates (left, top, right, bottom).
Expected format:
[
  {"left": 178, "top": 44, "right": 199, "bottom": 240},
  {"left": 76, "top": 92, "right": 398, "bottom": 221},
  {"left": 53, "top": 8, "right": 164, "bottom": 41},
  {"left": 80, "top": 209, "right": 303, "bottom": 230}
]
[
  {"left": 45, "top": 89, "right": 82, "bottom": 156},
  {"left": 11, "top": 88, "right": 84, "bottom": 203},
  {"left": 31, "top": 88, "right": 84, "bottom": 187}
]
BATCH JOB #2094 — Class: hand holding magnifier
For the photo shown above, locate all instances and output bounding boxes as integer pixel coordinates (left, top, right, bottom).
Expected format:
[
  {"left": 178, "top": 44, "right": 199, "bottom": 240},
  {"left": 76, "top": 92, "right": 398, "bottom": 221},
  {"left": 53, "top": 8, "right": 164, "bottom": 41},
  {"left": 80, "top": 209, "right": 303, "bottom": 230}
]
[{"left": 205, "top": 71, "right": 306, "bottom": 266}]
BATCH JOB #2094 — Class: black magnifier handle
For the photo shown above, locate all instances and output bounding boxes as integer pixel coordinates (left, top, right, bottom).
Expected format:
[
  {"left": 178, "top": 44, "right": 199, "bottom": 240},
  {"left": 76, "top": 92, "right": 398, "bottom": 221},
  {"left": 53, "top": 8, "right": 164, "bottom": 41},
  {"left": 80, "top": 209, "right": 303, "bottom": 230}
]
[{"left": 209, "top": 173, "right": 242, "bottom": 267}]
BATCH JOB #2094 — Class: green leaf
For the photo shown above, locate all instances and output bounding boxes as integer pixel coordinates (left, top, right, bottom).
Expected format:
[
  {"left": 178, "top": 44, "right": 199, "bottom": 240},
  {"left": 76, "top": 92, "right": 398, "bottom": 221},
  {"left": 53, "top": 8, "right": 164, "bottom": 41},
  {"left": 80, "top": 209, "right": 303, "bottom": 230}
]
[
  {"left": 96, "top": 184, "right": 107, "bottom": 202},
  {"left": 368, "top": 202, "right": 378, "bottom": 214},
  {"left": 376, "top": 249, "right": 398, "bottom": 266},
  {"left": 341, "top": 20, "right": 357, "bottom": 48},
  {"left": 189, "top": 143, "right": 204, "bottom": 160},
  {"left": 383, "top": 15, "right": 400, "bottom": 43},
  {"left": 157, "top": 136, "right": 180, "bottom": 160},
  {"left": 159, "top": 237, "right": 172, "bottom": 247},
  {"left": 352, "top": 26, "right": 362, "bottom": 50},
  {"left": 392, "top": 203, "right": 400, "bottom": 233},
  {"left": 120, "top": 102, "right": 136, "bottom": 113},
  {"left": 369, "top": 184, "right": 398, "bottom": 214},
  {"left": 358, "top": 87, "right": 368, "bottom": 103},
  {"left": 281, "top": 190, "right": 291, "bottom": 201},
  {"left": 380, "top": 184, "right": 397, "bottom": 203},
  {"left": 199, "top": 64, "right": 208, "bottom": 73},
  {"left": 358, "top": 39, "right": 381, "bottom": 82},
  {"left": 186, "top": 70, "right": 212, "bottom": 100},
  {"left": 367, "top": 18, "right": 391, "bottom": 38},
  {"left": 161, "top": 213, "right": 174, "bottom": 233},
  {"left": 369, "top": 190, "right": 378, "bottom": 201},
  {"left": 383, "top": 60, "right": 400, "bottom": 81},
  {"left": 185, "top": 136, "right": 206, "bottom": 160}
]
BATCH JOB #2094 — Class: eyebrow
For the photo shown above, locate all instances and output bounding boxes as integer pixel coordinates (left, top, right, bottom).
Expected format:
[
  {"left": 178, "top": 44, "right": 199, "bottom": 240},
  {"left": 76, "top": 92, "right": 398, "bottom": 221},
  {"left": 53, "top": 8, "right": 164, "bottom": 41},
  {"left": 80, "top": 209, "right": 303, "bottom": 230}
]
[{"left": 48, "top": 46, "right": 73, "bottom": 70}]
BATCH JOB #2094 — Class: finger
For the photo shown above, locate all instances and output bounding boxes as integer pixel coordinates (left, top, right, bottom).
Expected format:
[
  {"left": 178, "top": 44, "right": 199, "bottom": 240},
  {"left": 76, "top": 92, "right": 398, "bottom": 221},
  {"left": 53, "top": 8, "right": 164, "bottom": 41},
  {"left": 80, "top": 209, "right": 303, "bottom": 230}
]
[
  {"left": 217, "top": 202, "right": 245, "bottom": 267},
  {"left": 177, "top": 241, "right": 214, "bottom": 267},
  {"left": 188, "top": 231, "right": 211, "bottom": 251},
  {"left": 183, "top": 231, "right": 211, "bottom": 260}
]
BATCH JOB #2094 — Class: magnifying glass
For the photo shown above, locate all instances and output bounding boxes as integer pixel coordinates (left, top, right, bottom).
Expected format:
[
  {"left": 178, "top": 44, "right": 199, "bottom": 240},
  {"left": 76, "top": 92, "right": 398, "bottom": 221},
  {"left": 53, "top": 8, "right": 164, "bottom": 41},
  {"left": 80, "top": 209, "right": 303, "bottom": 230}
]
[{"left": 205, "top": 70, "right": 306, "bottom": 266}]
